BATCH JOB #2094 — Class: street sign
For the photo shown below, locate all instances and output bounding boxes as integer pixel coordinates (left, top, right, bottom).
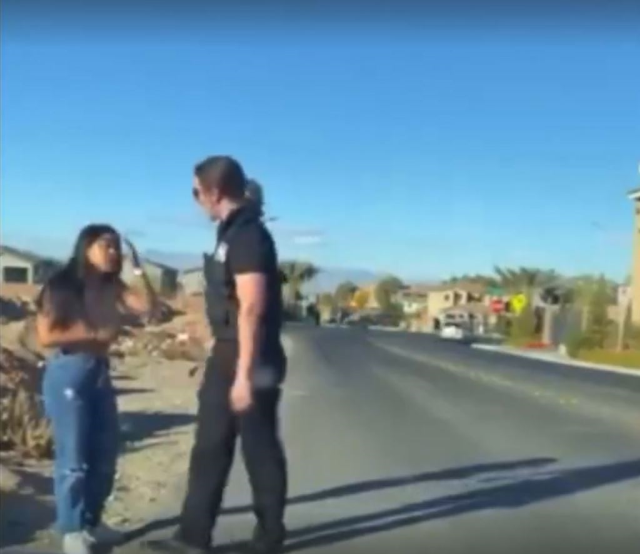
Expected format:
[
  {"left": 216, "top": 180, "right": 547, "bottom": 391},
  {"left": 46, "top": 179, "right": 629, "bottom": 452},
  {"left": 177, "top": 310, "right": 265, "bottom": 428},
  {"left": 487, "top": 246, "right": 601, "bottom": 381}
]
[
  {"left": 490, "top": 298, "right": 505, "bottom": 314},
  {"left": 511, "top": 293, "right": 528, "bottom": 315}
]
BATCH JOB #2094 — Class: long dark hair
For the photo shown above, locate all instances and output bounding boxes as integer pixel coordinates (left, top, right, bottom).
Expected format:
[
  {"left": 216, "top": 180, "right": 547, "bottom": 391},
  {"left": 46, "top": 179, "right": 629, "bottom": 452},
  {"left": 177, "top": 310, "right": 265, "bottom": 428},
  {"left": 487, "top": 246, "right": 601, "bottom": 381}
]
[{"left": 36, "top": 224, "right": 122, "bottom": 329}]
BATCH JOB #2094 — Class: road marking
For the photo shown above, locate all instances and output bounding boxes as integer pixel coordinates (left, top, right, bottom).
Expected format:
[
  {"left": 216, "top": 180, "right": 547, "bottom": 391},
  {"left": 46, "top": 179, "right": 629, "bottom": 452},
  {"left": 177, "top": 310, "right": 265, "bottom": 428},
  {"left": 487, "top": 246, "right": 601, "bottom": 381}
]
[{"left": 369, "top": 339, "right": 640, "bottom": 436}]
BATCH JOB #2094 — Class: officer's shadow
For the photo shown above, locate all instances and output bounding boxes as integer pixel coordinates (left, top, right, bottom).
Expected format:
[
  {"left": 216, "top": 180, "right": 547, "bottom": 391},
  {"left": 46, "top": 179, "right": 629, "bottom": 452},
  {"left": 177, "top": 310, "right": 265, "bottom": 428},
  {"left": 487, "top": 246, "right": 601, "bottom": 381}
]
[{"left": 125, "top": 457, "right": 555, "bottom": 544}]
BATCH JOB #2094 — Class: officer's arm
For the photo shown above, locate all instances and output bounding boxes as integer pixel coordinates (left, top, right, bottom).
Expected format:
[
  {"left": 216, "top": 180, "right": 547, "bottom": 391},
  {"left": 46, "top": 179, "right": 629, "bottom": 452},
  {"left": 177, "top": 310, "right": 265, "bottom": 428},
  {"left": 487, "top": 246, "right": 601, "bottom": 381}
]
[{"left": 235, "top": 273, "right": 267, "bottom": 382}]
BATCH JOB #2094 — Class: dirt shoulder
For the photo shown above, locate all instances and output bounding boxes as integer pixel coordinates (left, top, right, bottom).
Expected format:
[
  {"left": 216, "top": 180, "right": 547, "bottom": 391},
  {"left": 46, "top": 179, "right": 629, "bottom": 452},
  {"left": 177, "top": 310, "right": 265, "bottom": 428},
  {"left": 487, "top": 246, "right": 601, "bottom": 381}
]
[{"left": 1, "top": 353, "right": 201, "bottom": 550}]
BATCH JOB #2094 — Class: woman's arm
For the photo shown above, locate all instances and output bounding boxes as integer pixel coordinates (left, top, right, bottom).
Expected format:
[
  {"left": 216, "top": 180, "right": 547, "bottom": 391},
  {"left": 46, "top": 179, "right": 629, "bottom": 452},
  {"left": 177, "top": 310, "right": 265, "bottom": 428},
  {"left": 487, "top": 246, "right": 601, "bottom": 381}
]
[
  {"left": 35, "top": 312, "right": 113, "bottom": 348},
  {"left": 118, "top": 237, "right": 159, "bottom": 318},
  {"left": 118, "top": 274, "right": 158, "bottom": 316}
]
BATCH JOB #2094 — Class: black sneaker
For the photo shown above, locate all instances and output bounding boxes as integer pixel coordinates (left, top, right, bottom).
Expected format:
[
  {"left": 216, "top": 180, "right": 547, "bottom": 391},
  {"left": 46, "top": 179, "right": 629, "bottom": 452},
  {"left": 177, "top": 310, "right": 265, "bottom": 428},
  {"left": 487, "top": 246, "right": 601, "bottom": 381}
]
[{"left": 144, "top": 537, "right": 212, "bottom": 554}]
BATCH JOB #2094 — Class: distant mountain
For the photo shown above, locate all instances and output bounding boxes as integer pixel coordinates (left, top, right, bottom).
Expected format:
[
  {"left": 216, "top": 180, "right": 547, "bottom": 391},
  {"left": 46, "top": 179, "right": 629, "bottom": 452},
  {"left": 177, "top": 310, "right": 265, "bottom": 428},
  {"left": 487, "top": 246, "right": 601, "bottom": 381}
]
[
  {"left": 143, "top": 249, "right": 203, "bottom": 270},
  {"left": 143, "top": 249, "right": 383, "bottom": 288},
  {"left": 143, "top": 249, "right": 435, "bottom": 295}
]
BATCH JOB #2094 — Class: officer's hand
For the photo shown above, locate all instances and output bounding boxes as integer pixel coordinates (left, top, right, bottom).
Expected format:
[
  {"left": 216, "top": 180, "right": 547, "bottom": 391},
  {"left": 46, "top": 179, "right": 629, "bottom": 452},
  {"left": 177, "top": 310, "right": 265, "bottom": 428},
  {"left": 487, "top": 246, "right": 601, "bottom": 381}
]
[{"left": 230, "top": 375, "right": 253, "bottom": 413}]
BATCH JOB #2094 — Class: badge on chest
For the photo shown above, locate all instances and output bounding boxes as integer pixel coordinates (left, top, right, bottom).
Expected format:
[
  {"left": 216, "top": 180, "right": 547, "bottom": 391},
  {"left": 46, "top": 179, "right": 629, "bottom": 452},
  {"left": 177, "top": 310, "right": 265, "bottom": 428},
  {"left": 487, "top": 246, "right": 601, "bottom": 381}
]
[{"left": 214, "top": 242, "right": 228, "bottom": 263}]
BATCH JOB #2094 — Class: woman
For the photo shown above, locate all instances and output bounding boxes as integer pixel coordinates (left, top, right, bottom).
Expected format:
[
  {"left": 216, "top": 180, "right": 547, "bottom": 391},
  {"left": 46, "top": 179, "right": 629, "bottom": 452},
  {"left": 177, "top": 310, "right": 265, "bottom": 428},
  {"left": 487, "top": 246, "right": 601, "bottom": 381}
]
[{"left": 36, "top": 224, "right": 156, "bottom": 554}]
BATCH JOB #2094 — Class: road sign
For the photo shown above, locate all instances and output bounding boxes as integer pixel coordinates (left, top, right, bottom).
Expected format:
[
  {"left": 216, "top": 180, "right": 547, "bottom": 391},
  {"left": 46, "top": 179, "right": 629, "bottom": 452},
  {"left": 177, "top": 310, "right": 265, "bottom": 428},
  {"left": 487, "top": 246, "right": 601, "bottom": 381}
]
[
  {"left": 511, "top": 293, "right": 528, "bottom": 315},
  {"left": 490, "top": 298, "right": 505, "bottom": 314}
]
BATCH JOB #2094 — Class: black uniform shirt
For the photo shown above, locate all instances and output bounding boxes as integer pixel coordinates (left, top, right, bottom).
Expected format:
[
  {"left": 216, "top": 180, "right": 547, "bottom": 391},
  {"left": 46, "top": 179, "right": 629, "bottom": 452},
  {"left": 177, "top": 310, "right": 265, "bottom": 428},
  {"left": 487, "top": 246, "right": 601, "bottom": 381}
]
[{"left": 208, "top": 205, "right": 285, "bottom": 371}]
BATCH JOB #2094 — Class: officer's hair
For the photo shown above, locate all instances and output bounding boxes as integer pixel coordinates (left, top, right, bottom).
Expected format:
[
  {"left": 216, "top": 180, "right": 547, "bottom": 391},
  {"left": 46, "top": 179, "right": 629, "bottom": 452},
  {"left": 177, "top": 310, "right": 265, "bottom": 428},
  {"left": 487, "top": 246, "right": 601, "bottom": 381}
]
[{"left": 194, "top": 156, "right": 247, "bottom": 200}]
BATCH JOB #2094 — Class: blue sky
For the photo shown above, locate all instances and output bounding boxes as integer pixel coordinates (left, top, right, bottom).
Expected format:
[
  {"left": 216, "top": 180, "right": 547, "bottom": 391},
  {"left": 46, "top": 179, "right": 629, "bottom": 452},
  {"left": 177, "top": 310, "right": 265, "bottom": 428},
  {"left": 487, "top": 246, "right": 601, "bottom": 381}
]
[{"left": 2, "top": 4, "right": 639, "bottom": 281}]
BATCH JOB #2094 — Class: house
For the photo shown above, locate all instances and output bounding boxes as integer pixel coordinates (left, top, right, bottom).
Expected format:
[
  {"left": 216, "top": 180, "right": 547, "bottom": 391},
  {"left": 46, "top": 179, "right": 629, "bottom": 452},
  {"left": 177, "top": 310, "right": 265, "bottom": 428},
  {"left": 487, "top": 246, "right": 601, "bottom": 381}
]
[
  {"left": 628, "top": 188, "right": 640, "bottom": 324},
  {"left": 0, "top": 245, "right": 61, "bottom": 285},
  {"left": 121, "top": 256, "right": 179, "bottom": 297},
  {"left": 180, "top": 267, "right": 205, "bottom": 296},
  {"left": 394, "top": 285, "right": 429, "bottom": 315},
  {"left": 426, "top": 282, "right": 486, "bottom": 330}
]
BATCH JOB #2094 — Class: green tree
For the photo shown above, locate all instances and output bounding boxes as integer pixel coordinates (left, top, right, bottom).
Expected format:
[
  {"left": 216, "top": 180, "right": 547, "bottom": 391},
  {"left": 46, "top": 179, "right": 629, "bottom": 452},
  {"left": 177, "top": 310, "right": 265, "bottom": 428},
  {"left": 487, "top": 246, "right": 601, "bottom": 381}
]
[
  {"left": 583, "top": 275, "right": 612, "bottom": 349},
  {"left": 279, "top": 261, "right": 319, "bottom": 307},
  {"left": 509, "top": 301, "right": 538, "bottom": 343},
  {"left": 494, "top": 266, "right": 561, "bottom": 294},
  {"left": 563, "top": 274, "right": 616, "bottom": 356},
  {"left": 335, "top": 281, "right": 358, "bottom": 307},
  {"left": 352, "top": 288, "right": 370, "bottom": 311},
  {"left": 445, "top": 273, "right": 498, "bottom": 288},
  {"left": 374, "top": 276, "right": 404, "bottom": 312},
  {"left": 567, "top": 274, "right": 617, "bottom": 306},
  {"left": 318, "top": 293, "right": 336, "bottom": 310}
]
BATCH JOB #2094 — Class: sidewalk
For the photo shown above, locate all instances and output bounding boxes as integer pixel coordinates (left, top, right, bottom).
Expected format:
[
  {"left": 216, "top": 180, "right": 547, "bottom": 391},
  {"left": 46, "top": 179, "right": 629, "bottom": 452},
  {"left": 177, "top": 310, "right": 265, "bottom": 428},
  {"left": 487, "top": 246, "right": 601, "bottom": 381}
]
[{"left": 472, "top": 343, "right": 640, "bottom": 378}]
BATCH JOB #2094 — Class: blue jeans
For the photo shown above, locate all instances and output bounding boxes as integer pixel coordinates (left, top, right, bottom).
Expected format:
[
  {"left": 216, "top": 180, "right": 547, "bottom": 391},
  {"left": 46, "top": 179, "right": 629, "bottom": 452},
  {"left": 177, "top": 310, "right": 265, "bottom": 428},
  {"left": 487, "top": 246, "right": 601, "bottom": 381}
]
[{"left": 43, "top": 352, "right": 119, "bottom": 533}]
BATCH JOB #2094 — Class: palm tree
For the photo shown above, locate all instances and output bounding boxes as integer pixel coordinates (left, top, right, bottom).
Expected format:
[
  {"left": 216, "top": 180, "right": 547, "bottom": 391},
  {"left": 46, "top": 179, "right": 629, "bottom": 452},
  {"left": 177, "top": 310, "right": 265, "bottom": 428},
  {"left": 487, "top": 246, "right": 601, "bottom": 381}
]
[
  {"left": 279, "top": 261, "right": 319, "bottom": 307},
  {"left": 494, "top": 266, "right": 560, "bottom": 295},
  {"left": 493, "top": 267, "right": 562, "bottom": 343}
]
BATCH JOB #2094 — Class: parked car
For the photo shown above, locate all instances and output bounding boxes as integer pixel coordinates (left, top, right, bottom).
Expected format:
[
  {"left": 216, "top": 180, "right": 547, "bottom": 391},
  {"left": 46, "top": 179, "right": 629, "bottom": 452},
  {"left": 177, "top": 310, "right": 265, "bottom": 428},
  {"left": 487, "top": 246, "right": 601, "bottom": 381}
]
[
  {"left": 440, "top": 323, "right": 470, "bottom": 341},
  {"left": 344, "top": 313, "right": 371, "bottom": 328}
]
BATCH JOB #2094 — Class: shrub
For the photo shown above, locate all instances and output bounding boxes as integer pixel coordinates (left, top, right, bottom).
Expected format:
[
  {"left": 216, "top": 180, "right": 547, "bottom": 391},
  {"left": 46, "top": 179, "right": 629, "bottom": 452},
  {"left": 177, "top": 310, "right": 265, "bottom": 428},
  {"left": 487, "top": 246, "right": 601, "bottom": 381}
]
[
  {"left": 509, "top": 303, "right": 538, "bottom": 343},
  {"left": 0, "top": 347, "right": 52, "bottom": 459},
  {"left": 565, "top": 327, "right": 588, "bottom": 358}
]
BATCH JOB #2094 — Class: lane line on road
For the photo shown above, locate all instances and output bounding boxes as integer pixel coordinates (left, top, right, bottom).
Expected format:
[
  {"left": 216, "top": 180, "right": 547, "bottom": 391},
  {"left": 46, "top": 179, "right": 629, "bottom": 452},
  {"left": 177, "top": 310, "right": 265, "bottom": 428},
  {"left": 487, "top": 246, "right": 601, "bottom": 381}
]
[{"left": 368, "top": 339, "right": 640, "bottom": 437}]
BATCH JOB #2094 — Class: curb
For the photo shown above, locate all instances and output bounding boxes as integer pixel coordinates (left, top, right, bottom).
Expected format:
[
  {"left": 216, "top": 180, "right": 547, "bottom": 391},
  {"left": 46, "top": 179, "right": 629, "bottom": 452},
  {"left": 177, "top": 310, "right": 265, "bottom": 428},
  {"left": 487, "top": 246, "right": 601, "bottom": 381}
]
[{"left": 472, "top": 343, "right": 640, "bottom": 378}]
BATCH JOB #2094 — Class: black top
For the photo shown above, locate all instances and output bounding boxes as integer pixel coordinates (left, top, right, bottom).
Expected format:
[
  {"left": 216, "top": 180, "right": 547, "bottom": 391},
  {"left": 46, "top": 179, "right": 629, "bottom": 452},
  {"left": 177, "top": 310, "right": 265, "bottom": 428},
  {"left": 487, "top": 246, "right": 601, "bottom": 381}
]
[{"left": 204, "top": 205, "right": 285, "bottom": 369}]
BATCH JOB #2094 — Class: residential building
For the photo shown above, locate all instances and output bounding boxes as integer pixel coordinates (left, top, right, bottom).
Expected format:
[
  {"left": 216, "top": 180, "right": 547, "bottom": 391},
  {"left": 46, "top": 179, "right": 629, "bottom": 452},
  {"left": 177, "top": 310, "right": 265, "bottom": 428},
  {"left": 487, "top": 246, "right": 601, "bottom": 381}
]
[
  {"left": 629, "top": 188, "right": 640, "bottom": 324},
  {"left": 0, "top": 245, "right": 60, "bottom": 285},
  {"left": 121, "top": 256, "right": 179, "bottom": 297},
  {"left": 394, "top": 286, "right": 429, "bottom": 315},
  {"left": 426, "top": 282, "right": 486, "bottom": 330}
]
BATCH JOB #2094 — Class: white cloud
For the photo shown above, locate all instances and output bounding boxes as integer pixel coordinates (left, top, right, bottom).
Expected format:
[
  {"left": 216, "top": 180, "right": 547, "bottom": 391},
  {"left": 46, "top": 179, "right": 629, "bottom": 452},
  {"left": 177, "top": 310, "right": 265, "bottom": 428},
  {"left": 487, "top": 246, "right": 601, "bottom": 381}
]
[{"left": 292, "top": 232, "right": 326, "bottom": 246}]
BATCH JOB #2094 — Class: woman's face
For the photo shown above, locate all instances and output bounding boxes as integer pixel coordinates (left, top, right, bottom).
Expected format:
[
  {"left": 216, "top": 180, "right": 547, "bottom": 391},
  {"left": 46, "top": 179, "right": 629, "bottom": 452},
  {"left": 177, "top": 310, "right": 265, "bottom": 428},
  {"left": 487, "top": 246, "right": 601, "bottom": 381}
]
[{"left": 86, "top": 233, "right": 121, "bottom": 274}]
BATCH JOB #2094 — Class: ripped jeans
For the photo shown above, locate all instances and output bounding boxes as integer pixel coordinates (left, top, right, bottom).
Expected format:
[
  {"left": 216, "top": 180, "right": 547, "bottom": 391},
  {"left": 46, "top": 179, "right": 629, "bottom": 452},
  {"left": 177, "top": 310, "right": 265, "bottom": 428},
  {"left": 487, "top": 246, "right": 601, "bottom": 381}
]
[{"left": 43, "top": 352, "right": 119, "bottom": 533}]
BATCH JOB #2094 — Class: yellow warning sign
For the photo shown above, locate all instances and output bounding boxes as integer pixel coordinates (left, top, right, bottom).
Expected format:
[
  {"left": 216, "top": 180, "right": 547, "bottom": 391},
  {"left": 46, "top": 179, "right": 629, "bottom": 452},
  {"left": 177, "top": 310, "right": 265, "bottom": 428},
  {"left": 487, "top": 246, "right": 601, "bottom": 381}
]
[{"left": 511, "top": 293, "right": 528, "bottom": 315}]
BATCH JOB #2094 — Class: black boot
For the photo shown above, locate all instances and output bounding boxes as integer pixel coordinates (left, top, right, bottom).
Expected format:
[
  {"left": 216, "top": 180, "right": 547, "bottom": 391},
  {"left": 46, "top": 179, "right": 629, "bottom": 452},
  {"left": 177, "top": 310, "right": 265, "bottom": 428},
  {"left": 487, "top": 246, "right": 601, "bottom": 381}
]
[{"left": 245, "top": 524, "right": 284, "bottom": 554}]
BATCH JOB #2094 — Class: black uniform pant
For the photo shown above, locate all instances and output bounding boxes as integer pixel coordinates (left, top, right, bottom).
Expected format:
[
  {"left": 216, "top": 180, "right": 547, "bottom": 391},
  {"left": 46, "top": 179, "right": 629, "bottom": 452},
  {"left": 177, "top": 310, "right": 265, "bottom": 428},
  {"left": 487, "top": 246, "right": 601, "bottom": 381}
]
[{"left": 177, "top": 341, "right": 287, "bottom": 548}]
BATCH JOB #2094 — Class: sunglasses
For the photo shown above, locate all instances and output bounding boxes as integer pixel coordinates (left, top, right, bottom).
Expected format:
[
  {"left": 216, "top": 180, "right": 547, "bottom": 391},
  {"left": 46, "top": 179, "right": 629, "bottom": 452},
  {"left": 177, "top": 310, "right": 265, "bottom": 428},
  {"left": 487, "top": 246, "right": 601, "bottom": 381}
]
[{"left": 192, "top": 187, "right": 201, "bottom": 201}]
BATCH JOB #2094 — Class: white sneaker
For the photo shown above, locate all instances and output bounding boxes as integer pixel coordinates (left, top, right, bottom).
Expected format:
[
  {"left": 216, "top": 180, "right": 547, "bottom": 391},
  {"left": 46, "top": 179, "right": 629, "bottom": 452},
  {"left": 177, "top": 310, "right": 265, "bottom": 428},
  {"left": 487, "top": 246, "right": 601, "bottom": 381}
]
[
  {"left": 63, "top": 532, "right": 94, "bottom": 554},
  {"left": 86, "top": 523, "right": 125, "bottom": 545}
]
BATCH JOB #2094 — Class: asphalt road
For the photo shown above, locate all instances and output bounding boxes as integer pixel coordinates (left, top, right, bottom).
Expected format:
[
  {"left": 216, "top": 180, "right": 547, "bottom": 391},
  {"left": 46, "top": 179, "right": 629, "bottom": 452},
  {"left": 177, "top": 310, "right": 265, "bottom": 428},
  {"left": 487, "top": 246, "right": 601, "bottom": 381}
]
[{"left": 130, "top": 326, "right": 640, "bottom": 554}]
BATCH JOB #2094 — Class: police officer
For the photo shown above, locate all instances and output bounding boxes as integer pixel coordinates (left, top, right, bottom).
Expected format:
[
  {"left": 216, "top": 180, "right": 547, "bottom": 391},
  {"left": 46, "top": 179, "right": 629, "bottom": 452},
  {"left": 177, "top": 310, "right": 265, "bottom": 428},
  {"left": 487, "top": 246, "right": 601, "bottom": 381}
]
[{"left": 149, "top": 156, "right": 287, "bottom": 554}]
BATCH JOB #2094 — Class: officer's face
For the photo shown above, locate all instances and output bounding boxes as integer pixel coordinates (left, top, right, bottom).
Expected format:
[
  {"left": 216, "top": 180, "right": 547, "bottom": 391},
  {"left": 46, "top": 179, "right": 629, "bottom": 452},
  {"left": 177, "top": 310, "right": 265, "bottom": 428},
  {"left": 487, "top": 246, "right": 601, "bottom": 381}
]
[{"left": 193, "top": 177, "right": 223, "bottom": 221}]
